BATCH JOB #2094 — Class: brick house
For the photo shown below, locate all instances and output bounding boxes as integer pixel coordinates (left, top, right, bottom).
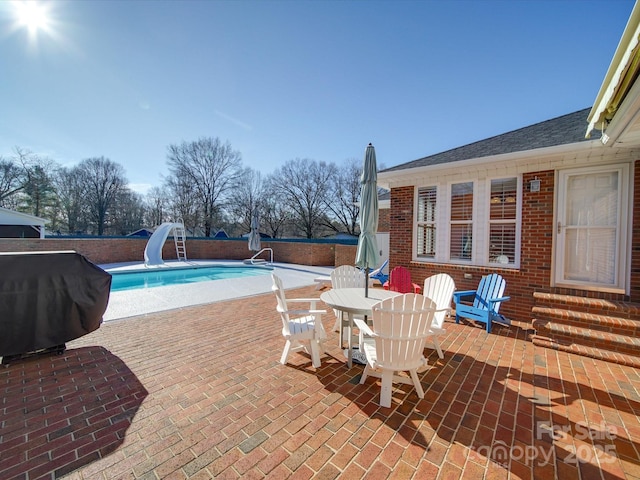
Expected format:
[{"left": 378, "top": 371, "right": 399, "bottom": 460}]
[{"left": 377, "top": 4, "right": 640, "bottom": 367}]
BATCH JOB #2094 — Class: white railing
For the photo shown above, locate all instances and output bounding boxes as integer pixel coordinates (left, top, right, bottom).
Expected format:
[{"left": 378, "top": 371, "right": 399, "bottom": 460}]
[{"left": 248, "top": 247, "right": 273, "bottom": 264}]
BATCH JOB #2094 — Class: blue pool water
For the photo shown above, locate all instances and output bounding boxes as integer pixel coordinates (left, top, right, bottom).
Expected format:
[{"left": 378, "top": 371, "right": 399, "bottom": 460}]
[{"left": 109, "top": 265, "right": 271, "bottom": 292}]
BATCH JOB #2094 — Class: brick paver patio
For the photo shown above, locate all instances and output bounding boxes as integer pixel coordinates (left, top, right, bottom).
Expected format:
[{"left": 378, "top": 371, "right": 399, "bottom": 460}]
[{"left": 1, "top": 285, "right": 639, "bottom": 479}]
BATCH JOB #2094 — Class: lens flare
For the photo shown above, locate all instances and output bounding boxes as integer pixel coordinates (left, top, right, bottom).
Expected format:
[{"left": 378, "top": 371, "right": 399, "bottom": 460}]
[{"left": 15, "top": 1, "right": 49, "bottom": 32}]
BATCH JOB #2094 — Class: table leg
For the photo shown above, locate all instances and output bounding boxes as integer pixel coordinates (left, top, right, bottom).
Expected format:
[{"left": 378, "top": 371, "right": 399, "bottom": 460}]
[{"left": 347, "top": 312, "right": 353, "bottom": 368}]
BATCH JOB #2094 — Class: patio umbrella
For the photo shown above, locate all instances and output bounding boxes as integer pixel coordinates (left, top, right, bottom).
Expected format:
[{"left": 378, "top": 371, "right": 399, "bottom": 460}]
[
  {"left": 248, "top": 209, "right": 261, "bottom": 252},
  {"left": 355, "top": 143, "right": 380, "bottom": 298}
]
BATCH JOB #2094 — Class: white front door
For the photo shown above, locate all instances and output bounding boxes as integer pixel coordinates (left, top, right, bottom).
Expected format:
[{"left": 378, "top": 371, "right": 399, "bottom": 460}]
[{"left": 555, "top": 164, "right": 629, "bottom": 292}]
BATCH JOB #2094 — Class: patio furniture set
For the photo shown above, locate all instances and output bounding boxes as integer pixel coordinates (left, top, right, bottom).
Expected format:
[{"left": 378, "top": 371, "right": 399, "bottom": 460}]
[{"left": 272, "top": 264, "right": 510, "bottom": 408}]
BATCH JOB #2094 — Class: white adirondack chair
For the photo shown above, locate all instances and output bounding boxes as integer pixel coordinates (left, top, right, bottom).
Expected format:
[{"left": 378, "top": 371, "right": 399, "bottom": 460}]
[
  {"left": 354, "top": 293, "right": 436, "bottom": 408},
  {"left": 422, "top": 273, "right": 456, "bottom": 359},
  {"left": 272, "top": 273, "right": 327, "bottom": 368},
  {"left": 330, "top": 265, "right": 367, "bottom": 346},
  {"left": 330, "top": 264, "right": 368, "bottom": 289}
]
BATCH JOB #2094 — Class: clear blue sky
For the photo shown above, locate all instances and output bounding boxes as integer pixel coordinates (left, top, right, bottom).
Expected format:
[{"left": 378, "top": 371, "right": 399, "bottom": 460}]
[{"left": 0, "top": 0, "right": 635, "bottom": 194}]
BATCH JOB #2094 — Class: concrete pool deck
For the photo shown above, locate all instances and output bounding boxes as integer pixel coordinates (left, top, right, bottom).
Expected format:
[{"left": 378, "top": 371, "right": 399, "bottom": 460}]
[{"left": 100, "top": 260, "right": 335, "bottom": 321}]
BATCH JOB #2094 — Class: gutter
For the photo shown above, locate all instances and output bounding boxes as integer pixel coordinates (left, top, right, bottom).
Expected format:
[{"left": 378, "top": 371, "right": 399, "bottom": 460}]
[
  {"left": 599, "top": 67, "right": 640, "bottom": 146},
  {"left": 586, "top": 1, "right": 640, "bottom": 138}
]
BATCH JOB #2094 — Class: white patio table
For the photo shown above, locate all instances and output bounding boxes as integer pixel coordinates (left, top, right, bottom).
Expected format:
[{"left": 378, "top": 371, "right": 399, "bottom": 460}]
[{"left": 320, "top": 288, "right": 400, "bottom": 368}]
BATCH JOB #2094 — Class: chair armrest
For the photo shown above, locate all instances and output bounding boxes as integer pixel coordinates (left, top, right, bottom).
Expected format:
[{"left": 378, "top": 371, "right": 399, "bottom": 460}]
[
  {"left": 412, "top": 283, "right": 422, "bottom": 294},
  {"left": 285, "top": 309, "right": 326, "bottom": 316},
  {"left": 287, "top": 298, "right": 323, "bottom": 310},
  {"left": 488, "top": 296, "right": 510, "bottom": 303},
  {"left": 287, "top": 298, "right": 322, "bottom": 303},
  {"left": 453, "top": 290, "right": 476, "bottom": 302},
  {"left": 353, "top": 318, "right": 374, "bottom": 336}
]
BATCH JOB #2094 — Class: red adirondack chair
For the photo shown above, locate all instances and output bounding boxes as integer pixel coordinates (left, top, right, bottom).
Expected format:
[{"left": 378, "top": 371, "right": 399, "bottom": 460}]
[{"left": 383, "top": 266, "right": 422, "bottom": 294}]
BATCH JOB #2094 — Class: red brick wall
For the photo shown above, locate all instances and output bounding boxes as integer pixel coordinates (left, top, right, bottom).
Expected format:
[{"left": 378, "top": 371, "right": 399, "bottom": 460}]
[
  {"left": 378, "top": 208, "right": 390, "bottom": 233},
  {"left": 0, "top": 238, "right": 356, "bottom": 268},
  {"left": 389, "top": 186, "right": 414, "bottom": 264},
  {"left": 0, "top": 238, "right": 149, "bottom": 264},
  {"left": 631, "top": 160, "right": 640, "bottom": 302},
  {"left": 389, "top": 168, "right": 638, "bottom": 324},
  {"left": 335, "top": 243, "right": 359, "bottom": 267}
]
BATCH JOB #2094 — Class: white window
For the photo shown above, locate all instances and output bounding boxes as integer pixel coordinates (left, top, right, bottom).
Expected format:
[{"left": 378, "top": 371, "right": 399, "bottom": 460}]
[
  {"left": 416, "top": 186, "right": 437, "bottom": 258},
  {"left": 488, "top": 178, "right": 517, "bottom": 265},
  {"left": 413, "top": 177, "right": 520, "bottom": 267},
  {"left": 449, "top": 182, "right": 473, "bottom": 261}
]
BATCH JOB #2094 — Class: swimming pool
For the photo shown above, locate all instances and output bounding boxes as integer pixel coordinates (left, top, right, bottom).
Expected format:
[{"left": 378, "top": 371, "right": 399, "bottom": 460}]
[{"left": 109, "top": 265, "right": 271, "bottom": 292}]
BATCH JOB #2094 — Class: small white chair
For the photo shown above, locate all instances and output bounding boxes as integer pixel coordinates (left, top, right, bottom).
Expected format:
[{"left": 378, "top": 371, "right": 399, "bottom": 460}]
[
  {"left": 272, "top": 273, "right": 327, "bottom": 368},
  {"left": 354, "top": 293, "right": 436, "bottom": 408},
  {"left": 330, "top": 265, "right": 367, "bottom": 346},
  {"left": 422, "top": 273, "right": 456, "bottom": 359}
]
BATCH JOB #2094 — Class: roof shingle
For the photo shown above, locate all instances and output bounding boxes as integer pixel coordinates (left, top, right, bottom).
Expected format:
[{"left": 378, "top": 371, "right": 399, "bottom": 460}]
[{"left": 383, "top": 108, "right": 601, "bottom": 172}]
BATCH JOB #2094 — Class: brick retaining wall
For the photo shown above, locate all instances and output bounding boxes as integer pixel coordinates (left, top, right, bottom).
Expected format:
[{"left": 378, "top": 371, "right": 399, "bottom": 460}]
[{"left": 0, "top": 237, "right": 357, "bottom": 268}]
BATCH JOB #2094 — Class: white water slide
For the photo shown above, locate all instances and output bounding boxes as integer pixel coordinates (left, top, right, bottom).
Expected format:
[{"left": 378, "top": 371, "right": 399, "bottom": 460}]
[{"left": 144, "top": 222, "right": 187, "bottom": 266}]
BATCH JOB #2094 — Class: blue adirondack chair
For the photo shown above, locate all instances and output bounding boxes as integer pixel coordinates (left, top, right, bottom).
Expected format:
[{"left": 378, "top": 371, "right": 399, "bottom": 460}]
[{"left": 453, "top": 273, "right": 510, "bottom": 333}]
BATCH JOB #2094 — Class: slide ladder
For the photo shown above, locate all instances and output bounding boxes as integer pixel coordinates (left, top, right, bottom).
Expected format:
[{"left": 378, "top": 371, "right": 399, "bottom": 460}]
[{"left": 174, "top": 221, "right": 187, "bottom": 261}]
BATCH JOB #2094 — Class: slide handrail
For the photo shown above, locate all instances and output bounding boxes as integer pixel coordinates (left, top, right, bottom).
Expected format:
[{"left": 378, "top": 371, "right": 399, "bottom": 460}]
[{"left": 248, "top": 247, "right": 273, "bottom": 264}]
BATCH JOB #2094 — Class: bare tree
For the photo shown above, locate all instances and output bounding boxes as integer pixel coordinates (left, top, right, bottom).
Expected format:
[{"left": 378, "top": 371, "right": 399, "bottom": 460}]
[
  {"left": 111, "top": 189, "right": 146, "bottom": 235},
  {"left": 0, "top": 157, "right": 24, "bottom": 207},
  {"left": 53, "top": 166, "right": 87, "bottom": 234},
  {"left": 268, "top": 158, "right": 337, "bottom": 238},
  {"left": 260, "top": 183, "right": 293, "bottom": 238},
  {"left": 77, "top": 157, "right": 128, "bottom": 235},
  {"left": 15, "top": 148, "right": 57, "bottom": 218},
  {"left": 325, "top": 157, "right": 361, "bottom": 235},
  {"left": 165, "top": 178, "right": 202, "bottom": 235},
  {"left": 228, "top": 168, "right": 265, "bottom": 235},
  {"left": 166, "top": 137, "right": 243, "bottom": 237},
  {"left": 145, "top": 186, "right": 170, "bottom": 227}
]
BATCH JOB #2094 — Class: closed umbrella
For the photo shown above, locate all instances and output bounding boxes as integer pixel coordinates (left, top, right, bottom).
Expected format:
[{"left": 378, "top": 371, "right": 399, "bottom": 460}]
[
  {"left": 248, "top": 209, "right": 261, "bottom": 252},
  {"left": 355, "top": 143, "right": 379, "bottom": 297}
]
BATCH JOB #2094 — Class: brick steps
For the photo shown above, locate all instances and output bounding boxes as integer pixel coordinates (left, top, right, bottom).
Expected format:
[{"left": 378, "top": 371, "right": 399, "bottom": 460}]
[
  {"left": 532, "top": 292, "right": 640, "bottom": 318},
  {"left": 531, "top": 334, "right": 640, "bottom": 368},
  {"left": 531, "top": 306, "right": 640, "bottom": 336},
  {"left": 531, "top": 292, "right": 640, "bottom": 367}
]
